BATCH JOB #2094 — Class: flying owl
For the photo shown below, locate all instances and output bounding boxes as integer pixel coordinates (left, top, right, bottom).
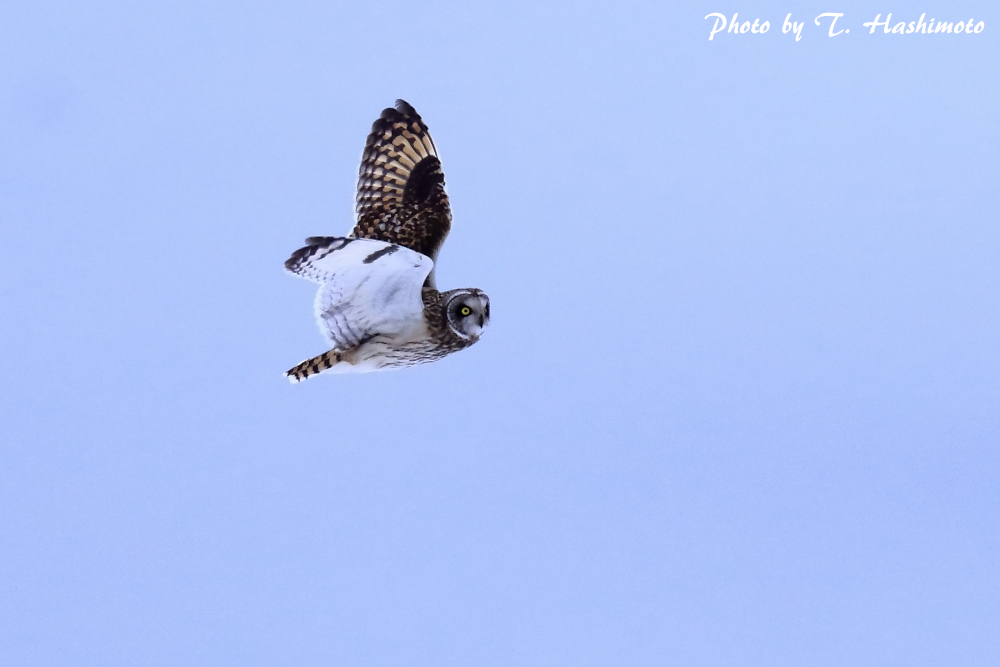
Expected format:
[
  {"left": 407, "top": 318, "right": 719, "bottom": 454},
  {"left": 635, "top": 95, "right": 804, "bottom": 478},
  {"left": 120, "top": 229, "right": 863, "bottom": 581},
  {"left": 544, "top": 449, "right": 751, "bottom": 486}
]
[{"left": 284, "top": 100, "right": 490, "bottom": 382}]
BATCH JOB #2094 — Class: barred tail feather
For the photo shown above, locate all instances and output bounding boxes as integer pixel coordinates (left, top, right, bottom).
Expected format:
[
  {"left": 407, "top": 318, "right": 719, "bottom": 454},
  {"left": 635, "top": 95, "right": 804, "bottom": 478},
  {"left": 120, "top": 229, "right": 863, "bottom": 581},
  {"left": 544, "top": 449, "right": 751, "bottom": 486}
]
[{"left": 285, "top": 350, "right": 342, "bottom": 383}]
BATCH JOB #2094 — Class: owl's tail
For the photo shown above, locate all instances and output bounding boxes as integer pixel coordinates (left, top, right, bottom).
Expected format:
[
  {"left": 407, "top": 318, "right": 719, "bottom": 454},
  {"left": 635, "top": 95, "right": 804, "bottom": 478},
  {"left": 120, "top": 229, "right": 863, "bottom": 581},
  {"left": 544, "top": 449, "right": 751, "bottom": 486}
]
[{"left": 285, "top": 350, "right": 342, "bottom": 383}]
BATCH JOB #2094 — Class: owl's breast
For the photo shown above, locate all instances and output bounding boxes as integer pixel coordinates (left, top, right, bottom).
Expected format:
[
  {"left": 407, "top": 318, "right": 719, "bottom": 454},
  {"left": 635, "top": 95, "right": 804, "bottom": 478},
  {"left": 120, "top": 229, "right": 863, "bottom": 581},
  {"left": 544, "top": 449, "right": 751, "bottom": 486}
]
[{"left": 341, "top": 320, "right": 444, "bottom": 371}]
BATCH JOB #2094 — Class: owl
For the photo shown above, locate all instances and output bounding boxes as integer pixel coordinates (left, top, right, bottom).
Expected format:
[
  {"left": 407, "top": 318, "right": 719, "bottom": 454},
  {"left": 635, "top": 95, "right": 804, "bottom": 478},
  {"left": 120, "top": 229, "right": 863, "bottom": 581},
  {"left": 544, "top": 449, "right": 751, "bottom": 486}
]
[{"left": 284, "top": 100, "right": 490, "bottom": 382}]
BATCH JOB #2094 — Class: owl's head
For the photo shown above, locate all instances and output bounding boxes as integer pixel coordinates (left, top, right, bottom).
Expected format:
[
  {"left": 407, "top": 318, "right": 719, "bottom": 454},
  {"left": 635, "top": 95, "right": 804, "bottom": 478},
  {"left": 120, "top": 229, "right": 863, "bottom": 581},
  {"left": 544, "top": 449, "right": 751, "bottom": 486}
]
[{"left": 444, "top": 289, "right": 490, "bottom": 340}]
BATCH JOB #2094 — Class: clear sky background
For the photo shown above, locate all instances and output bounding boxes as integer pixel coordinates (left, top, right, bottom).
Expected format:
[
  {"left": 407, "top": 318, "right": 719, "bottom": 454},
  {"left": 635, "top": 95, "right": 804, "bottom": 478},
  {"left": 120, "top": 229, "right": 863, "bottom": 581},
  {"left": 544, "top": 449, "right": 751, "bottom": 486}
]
[{"left": 1, "top": 1, "right": 998, "bottom": 665}]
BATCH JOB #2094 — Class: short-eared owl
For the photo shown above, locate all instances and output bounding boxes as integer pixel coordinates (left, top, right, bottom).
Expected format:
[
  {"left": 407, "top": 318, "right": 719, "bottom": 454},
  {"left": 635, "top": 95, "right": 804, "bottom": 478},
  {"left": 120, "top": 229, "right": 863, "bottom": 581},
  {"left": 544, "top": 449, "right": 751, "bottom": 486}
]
[{"left": 284, "top": 100, "right": 490, "bottom": 382}]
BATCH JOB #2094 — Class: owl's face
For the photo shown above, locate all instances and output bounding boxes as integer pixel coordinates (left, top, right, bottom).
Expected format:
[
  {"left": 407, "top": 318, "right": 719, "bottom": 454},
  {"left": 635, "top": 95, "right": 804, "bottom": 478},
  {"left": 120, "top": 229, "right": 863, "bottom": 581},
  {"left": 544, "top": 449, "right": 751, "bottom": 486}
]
[{"left": 446, "top": 289, "right": 490, "bottom": 340}]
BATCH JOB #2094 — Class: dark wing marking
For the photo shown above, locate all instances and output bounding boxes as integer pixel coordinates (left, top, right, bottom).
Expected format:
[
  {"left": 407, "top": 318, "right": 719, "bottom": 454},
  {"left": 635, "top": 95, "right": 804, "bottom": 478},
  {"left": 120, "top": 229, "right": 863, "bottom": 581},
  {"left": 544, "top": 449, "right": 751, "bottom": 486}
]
[
  {"left": 351, "top": 100, "right": 452, "bottom": 278},
  {"left": 362, "top": 245, "right": 400, "bottom": 264},
  {"left": 285, "top": 237, "right": 357, "bottom": 281}
]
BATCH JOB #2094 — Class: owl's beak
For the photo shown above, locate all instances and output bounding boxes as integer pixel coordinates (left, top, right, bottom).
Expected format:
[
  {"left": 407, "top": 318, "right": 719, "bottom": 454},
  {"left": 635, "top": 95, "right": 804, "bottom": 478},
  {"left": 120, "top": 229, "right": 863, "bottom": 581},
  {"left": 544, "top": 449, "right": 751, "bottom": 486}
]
[{"left": 478, "top": 315, "right": 485, "bottom": 327}]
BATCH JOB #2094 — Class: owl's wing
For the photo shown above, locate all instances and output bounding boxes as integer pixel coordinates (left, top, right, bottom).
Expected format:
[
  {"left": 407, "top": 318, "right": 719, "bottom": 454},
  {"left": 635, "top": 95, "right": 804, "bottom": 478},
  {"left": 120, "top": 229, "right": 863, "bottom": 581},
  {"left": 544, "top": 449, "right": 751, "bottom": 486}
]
[
  {"left": 351, "top": 100, "right": 452, "bottom": 288},
  {"left": 285, "top": 236, "right": 433, "bottom": 351}
]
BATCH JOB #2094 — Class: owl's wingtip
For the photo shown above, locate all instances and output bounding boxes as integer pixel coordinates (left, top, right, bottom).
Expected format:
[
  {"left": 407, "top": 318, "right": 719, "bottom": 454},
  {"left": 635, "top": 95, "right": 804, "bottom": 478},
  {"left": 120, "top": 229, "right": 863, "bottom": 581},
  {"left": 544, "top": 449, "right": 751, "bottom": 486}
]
[
  {"left": 372, "top": 100, "right": 419, "bottom": 133},
  {"left": 394, "top": 99, "right": 416, "bottom": 115}
]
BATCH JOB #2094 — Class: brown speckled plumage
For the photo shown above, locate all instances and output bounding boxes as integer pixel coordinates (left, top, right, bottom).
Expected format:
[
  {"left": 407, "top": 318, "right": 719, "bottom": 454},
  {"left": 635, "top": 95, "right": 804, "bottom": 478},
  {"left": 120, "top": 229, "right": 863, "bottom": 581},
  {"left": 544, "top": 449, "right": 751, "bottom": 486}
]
[{"left": 351, "top": 100, "right": 452, "bottom": 284}]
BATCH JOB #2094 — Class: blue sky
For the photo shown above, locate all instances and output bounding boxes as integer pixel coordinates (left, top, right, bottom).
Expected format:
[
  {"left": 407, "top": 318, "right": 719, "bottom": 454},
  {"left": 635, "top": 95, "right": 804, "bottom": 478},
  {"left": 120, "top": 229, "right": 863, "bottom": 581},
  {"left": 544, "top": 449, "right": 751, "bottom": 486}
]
[{"left": 1, "top": 1, "right": 998, "bottom": 665}]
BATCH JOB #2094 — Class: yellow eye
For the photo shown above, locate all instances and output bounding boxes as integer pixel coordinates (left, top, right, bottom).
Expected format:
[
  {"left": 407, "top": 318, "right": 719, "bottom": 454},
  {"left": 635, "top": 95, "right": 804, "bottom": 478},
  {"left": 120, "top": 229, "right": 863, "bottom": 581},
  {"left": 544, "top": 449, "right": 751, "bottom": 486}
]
[{"left": 460, "top": 306, "right": 471, "bottom": 316}]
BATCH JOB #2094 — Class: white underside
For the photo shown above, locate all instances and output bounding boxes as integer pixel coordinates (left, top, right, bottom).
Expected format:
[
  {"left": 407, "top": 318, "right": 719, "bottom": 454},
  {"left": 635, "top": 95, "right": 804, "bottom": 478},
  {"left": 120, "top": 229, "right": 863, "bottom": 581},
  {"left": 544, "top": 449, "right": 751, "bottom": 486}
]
[
  {"left": 322, "top": 323, "right": 437, "bottom": 375},
  {"left": 288, "top": 237, "right": 439, "bottom": 376}
]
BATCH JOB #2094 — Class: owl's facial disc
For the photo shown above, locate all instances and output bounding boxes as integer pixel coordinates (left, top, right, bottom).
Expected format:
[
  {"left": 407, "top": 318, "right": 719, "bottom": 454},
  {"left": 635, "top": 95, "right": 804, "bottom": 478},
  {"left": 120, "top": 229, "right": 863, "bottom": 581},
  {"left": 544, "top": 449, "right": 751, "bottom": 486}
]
[{"left": 447, "top": 291, "right": 490, "bottom": 339}]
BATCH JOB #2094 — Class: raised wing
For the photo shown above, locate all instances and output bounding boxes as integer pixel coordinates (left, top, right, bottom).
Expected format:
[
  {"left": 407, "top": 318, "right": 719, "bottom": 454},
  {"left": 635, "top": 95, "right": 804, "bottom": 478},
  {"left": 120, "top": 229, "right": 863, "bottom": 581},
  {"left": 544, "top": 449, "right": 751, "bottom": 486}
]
[
  {"left": 285, "top": 236, "right": 433, "bottom": 351},
  {"left": 351, "top": 100, "right": 452, "bottom": 282}
]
